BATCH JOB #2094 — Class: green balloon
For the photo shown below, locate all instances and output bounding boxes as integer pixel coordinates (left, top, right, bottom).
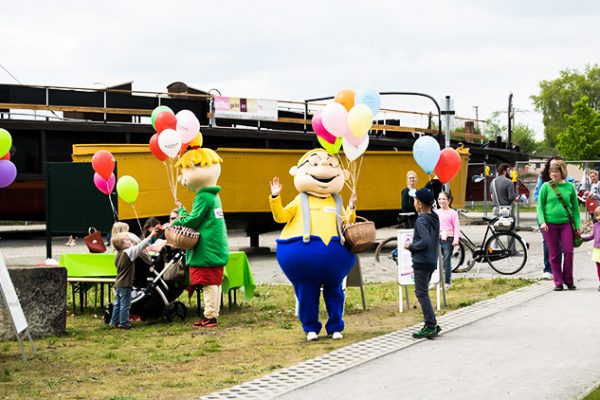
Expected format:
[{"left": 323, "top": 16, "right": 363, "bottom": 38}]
[
  {"left": 0, "top": 128, "right": 12, "bottom": 158},
  {"left": 317, "top": 136, "right": 342, "bottom": 155},
  {"left": 116, "top": 175, "right": 139, "bottom": 204},
  {"left": 151, "top": 106, "right": 174, "bottom": 129}
]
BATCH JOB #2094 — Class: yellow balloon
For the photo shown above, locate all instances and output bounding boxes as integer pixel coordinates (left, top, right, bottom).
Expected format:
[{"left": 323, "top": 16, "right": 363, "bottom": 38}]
[{"left": 347, "top": 104, "right": 373, "bottom": 138}]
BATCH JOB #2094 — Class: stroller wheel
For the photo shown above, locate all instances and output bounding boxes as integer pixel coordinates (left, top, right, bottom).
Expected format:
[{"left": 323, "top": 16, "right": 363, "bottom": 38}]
[{"left": 164, "top": 301, "right": 187, "bottom": 322}]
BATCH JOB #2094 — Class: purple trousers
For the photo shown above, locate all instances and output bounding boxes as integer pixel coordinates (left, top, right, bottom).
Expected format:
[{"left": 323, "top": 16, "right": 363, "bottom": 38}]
[{"left": 543, "top": 223, "right": 574, "bottom": 287}]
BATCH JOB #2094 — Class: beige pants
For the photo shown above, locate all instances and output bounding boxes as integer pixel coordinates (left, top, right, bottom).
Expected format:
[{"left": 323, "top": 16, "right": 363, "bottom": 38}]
[{"left": 202, "top": 285, "right": 222, "bottom": 319}]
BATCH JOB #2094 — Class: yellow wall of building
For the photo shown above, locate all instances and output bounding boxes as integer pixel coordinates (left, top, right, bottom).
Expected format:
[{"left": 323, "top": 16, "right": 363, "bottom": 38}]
[{"left": 73, "top": 145, "right": 469, "bottom": 219}]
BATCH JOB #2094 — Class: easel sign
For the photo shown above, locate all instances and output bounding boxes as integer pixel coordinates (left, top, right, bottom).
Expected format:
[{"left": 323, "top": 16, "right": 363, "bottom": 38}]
[
  {"left": 0, "top": 253, "right": 35, "bottom": 359},
  {"left": 397, "top": 229, "right": 441, "bottom": 312}
]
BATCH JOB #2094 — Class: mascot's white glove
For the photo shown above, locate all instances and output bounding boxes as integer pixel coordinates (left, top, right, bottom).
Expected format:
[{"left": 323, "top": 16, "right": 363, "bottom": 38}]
[{"left": 270, "top": 176, "right": 282, "bottom": 197}]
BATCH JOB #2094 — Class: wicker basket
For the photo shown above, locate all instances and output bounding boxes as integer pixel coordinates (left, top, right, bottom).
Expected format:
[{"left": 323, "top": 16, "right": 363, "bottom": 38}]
[
  {"left": 343, "top": 216, "right": 376, "bottom": 253},
  {"left": 165, "top": 225, "right": 200, "bottom": 250}
]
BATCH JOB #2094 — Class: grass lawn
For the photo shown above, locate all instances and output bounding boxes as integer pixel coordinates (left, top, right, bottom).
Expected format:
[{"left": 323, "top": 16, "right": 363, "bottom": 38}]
[
  {"left": 0, "top": 278, "right": 531, "bottom": 400},
  {"left": 585, "top": 386, "right": 600, "bottom": 400}
]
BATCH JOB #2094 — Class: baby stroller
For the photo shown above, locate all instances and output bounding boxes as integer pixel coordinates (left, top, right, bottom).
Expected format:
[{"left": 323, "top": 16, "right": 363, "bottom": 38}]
[{"left": 104, "top": 247, "right": 188, "bottom": 324}]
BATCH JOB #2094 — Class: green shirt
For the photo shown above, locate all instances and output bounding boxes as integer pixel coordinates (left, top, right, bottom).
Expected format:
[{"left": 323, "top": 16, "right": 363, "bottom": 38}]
[
  {"left": 537, "top": 181, "right": 581, "bottom": 228},
  {"left": 173, "top": 186, "right": 229, "bottom": 267}
]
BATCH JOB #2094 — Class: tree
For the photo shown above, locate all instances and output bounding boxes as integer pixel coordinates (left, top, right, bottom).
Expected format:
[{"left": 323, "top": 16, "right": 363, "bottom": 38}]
[
  {"left": 531, "top": 64, "right": 600, "bottom": 148},
  {"left": 511, "top": 123, "right": 537, "bottom": 154},
  {"left": 482, "top": 111, "right": 505, "bottom": 141},
  {"left": 556, "top": 96, "right": 600, "bottom": 161}
]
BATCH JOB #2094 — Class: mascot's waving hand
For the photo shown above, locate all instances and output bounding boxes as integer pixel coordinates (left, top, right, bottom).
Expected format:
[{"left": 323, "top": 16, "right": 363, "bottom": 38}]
[{"left": 270, "top": 149, "right": 356, "bottom": 341}]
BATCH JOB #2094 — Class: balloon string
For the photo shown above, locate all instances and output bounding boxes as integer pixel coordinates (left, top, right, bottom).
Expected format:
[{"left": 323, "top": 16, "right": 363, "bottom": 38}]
[{"left": 131, "top": 203, "right": 143, "bottom": 233}]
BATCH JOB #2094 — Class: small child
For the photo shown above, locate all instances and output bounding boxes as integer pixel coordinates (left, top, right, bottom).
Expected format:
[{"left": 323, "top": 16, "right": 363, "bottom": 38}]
[
  {"left": 582, "top": 206, "right": 600, "bottom": 291},
  {"left": 109, "top": 227, "right": 159, "bottom": 329},
  {"left": 435, "top": 191, "right": 460, "bottom": 289},
  {"left": 404, "top": 188, "right": 441, "bottom": 339}
]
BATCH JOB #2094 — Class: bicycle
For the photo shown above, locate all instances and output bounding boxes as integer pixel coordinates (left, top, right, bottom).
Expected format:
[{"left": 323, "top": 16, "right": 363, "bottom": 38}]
[
  {"left": 374, "top": 211, "right": 528, "bottom": 276},
  {"left": 451, "top": 211, "right": 528, "bottom": 275}
]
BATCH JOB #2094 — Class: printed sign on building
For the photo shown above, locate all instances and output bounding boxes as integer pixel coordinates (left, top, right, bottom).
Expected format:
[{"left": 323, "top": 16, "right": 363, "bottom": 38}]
[{"left": 214, "top": 96, "right": 278, "bottom": 121}]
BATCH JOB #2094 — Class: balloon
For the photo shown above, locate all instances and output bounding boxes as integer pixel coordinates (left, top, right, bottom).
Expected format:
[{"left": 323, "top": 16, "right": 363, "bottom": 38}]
[
  {"left": 93, "top": 172, "right": 115, "bottom": 195},
  {"left": 0, "top": 128, "right": 12, "bottom": 159},
  {"left": 317, "top": 136, "right": 342, "bottom": 155},
  {"left": 1, "top": 152, "right": 10, "bottom": 161},
  {"left": 179, "top": 141, "right": 190, "bottom": 155},
  {"left": 311, "top": 113, "right": 336, "bottom": 144},
  {"left": 189, "top": 131, "right": 203, "bottom": 148},
  {"left": 149, "top": 133, "right": 168, "bottom": 161},
  {"left": 158, "top": 129, "right": 182, "bottom": 158},
  {"left": 343, "top": 125, "right": 367, "bottom": 147},
  {"left": 151, "top": 106, "right": 173, "bottom": 129},
  {"left": 434, "top": 148, "right": 462, "bottom": 184},
  {"left": 412, "top": 136, "right": 441, "bottom": 174},
  {"left": 154, "top": 110, "right": 177, "bottom": 133},
  {"left": 321, "top": 103, "right": 348, "bottom": 137},
  {"left": 334, "top": 89, "right": 356, "bottom": 111},
  {"left": 92, "top": 150, "right": 115, "bottom": 180},
  {"left": 354, "top": 87, "right": 381, "bottom": 116},
  {"left": 347, "top": 104, "right": 373, "bottom": 138},
  {"left": 176, "top": 110, "right": 201, "bottom": 143},
  {"left": 342, "top": 135, "right": 369, "bottom": 162},
  {"left": 116, "top": 175, "right": 139, "bottom": 204},
  {"left": 0, "top": 160, "right": 17, "bottom": 188}
]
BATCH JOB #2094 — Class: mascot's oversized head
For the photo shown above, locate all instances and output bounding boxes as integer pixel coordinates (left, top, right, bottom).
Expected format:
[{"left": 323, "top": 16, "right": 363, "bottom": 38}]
[
  {"left": 176, "top": 147, "right": 223, "bottom": 193},
  {"left": 289, "top": 149, "right": 348, "bottom": 197}
]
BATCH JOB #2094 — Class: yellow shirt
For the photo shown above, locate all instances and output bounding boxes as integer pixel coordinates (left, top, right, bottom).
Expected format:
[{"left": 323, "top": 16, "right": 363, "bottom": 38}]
[{"left": 269, "top": 194, "right": 355, "bottom": 246}]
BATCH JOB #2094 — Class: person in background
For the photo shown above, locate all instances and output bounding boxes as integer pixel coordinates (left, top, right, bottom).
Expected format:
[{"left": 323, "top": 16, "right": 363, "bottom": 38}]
[
  {"left": 400, "top": 170, "right": 418, "bottom": 228},
  {"left": 534, "top": 156, "right": 574, "bottom": 280},
  {"left": 110, "top": 221, "right": 152, "bottom": 290},
  {"left": 109, "top": 227, "right": 159, "bottom": 329},
  {"left": 582, "top": 206, "right": 600, "bottom": 291},
  {"left": 537, "top": 161, "right": 582, "bottom": 291},
  {"left": 425, "top": 175, "right": 443, "bottom": 207},
  {"left": 142, "top": 217, "right": 163, "bottom": 244},
  {"left": 404, "top": 188, "right": 441, "bottom": 339},
  {"left": 490, "top": 163, "right": 516, "bottom": 218},
  {"left": 579, "top": 169, "right": 600, "bottom": 222},
  {"left": 435, "top": 191, "right": 460, "bottom": 289}
]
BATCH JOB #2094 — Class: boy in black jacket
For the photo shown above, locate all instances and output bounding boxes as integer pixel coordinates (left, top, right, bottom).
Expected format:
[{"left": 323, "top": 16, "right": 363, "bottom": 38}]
[{"left": 404, "top": 188, "right": 441, "bottom": 339}]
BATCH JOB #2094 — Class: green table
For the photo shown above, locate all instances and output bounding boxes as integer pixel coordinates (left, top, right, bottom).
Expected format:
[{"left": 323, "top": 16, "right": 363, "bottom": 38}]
[{"left": 222, "top": 251, "right": 256, "bottom": 302}]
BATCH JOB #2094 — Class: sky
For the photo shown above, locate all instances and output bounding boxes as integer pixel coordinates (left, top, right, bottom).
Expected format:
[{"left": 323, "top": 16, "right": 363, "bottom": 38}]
[{"left": 2, "top": 0, "right": 600, "bottom": 140}]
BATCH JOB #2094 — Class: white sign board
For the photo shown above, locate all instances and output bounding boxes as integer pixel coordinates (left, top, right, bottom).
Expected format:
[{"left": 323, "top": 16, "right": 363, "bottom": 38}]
[
  {"left": 397, "top": 229, "right": 439, "bottom": 286},
  {"left": 0, "top": 255, "right": 28, "bottom": 334},
  {"left": 214, "top": 96, "right": 278, "bottom": 121}
]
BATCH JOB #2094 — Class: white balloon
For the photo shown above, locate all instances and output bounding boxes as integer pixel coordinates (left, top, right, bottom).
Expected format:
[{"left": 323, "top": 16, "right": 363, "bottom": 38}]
[
  {"left": 342, "top": 135, "right": 369, "bottom": 162},
  {"left": 158, "top": 129, "right": 182, "bottom": 158},
  {"left": 176, "top": 110, "right": 200, "bottom": 143}
]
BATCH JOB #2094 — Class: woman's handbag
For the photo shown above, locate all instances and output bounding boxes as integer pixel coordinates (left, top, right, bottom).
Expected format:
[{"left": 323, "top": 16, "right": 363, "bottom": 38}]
[
  {"left": 84, "top": 227, "right": 107, "bottom": 253},
  {"left": 343, "top": 216, "right": 377, "bottom": 253},
  {"left": 549, "top": 181, "right": 583, "bottom": 248}
]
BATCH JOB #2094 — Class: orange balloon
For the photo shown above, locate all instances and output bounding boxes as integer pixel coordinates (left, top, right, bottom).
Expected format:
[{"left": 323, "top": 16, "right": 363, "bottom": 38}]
[{"left": 334, "top": 89, "right": 356, "bottom": 111}]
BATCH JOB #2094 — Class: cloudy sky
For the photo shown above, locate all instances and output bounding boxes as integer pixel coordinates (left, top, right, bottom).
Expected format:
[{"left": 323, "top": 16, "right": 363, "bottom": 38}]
[{"left": 2, "top": 0, "right": 600, "bottom": 139}]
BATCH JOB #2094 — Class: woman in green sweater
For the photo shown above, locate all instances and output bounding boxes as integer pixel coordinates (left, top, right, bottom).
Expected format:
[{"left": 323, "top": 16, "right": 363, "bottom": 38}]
[{"left": 537, "top": 161, "right": 582, "bottom": 291}]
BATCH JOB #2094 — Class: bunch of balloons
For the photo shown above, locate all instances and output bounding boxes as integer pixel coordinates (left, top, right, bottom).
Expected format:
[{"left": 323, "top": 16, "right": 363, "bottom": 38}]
[
  {"left": 92, "top": 150, "right": 116, "bottom": 195},
  {"left": 312, "top": 88, "right": 380, "bottom": 162},
  {"left": 0, "top": 128, "right": 16, "bottom": 188},
  {"left": 412, "top": 136, "right": 462, "bottom": 184},
  {"left": 148, "top": 106, "right": 201, "bottom": 202},
  {"left": 149, "top": 106, "right": 200, "bottom": 161}
]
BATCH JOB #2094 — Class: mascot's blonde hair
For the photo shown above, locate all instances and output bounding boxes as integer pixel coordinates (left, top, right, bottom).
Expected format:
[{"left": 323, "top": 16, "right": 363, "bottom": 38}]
[
  {"left": 296, "top": 148, "right": 337, "bottom": 167},
  {"left": 176, "top": 148, "right": 223, "bottom": 169}
]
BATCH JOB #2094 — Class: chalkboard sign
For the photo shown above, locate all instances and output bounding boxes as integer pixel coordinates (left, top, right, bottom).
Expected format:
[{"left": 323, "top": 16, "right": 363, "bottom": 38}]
[{"left": 0, "top": 255, "right": 28, "bottom": 334}]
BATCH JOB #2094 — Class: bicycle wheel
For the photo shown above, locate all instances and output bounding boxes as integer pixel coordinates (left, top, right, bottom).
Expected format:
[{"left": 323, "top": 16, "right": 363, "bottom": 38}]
[
  {"left": 374, "top": 236, "right": 397, "bottom": 263},
  {"left": 484, "top": 232, "right": 527, "bottom": 275},
  {"left": 374, "top": 236, "right": 398, "bottom": 274},
  {"left": 450, "top": 240, "right": 468, "bottom": 273}
]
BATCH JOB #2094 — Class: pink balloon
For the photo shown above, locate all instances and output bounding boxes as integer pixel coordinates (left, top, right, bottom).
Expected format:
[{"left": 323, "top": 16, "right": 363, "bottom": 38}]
[
  {"left": 321, "top": 103, "right": 348, "bottom": 137},
  {"left": 311, "top": 113, "right": 336, "bottom": 144},
  {"left": 94, "top": 172, "right": 115, "bottom": 195},
  {"left": 176, "top": 110, "right": 201, "bottom": 143},
  {"left": 343, "top": 126, "right": 367, "bottom": 147}
]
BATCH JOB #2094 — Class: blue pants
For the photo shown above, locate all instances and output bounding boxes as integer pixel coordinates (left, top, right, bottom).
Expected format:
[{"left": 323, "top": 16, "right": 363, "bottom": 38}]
[
  {"left": 110, "top": 287, "right": 132, "bottom": 328},
  {"left": 440, "top": 238, "right": 454, "bottom": 285},
  {"left": 276, "top": 236, "right": 356, "bottom": 334}
]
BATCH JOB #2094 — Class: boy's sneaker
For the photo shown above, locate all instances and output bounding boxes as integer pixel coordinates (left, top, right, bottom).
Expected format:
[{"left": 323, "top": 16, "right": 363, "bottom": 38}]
[
  {"left": 331, "top": 332, "right": 343, "bottom": 340},
  {"left": 412, "top": 325, "right": 438, "bottom": 339},
  {"left": 117, "top": 325, "right": 132, "bottom": 330},
  {"left": 435, "top": 325, "right": 442, "bottom": 334},
  {"left": 193, "top": 317, "right": 218, "bottom": 328},
  {"left": 306, "top": 332, "right": 319, "bottom": 341}
]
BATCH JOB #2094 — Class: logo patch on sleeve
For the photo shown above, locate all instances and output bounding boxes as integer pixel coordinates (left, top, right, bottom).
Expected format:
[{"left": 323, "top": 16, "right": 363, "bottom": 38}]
[{"left": 214, "top": 208, "right": 224, "bottom": 218}]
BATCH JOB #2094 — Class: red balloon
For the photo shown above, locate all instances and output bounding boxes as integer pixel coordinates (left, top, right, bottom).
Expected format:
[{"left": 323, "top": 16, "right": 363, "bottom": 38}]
[
  {"left": 91, "top": 150, "right": 115, "bottom": 180},
  {"left": 149, "top": 134, "right": 168, "bottom": 161},
  {"left": 434, "top": 148, "right": 462, "bottom": 184},
  {"left": 178, "top": 141, "right": 190, "bottom": 155},
  {"left": 0, "top": 152, "right": 9, "bottom": 161},
  {"left": 311, "top": 112, "right": 336, "bottom": 144},
  {"left": 154, "top": 111, "right": 177, "bottom": 133}
]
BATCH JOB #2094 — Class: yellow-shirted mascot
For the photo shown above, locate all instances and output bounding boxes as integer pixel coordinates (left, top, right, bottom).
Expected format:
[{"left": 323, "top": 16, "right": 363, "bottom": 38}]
[{"left": 269, "top": 149, "right": 356, "bottom": 341}]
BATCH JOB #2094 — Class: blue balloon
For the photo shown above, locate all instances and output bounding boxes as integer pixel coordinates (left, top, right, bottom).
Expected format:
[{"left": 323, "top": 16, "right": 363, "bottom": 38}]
[
  {"left": 354, "top": 87, "right": 381, "bottom": 116},
  {"left": 412, "top": 136, "right": 441, "bottom": 174}
]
